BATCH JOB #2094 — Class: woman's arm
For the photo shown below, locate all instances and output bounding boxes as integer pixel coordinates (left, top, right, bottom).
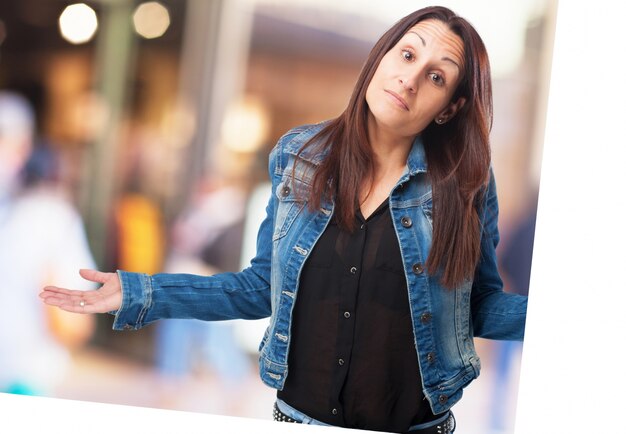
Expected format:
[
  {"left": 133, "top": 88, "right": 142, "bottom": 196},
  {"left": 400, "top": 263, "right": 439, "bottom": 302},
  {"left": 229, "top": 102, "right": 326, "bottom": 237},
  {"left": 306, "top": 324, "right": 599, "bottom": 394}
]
[
  {"left": 111, "top": 192, "right": 276, "bottom": 329},
  {"left": 470, "top": 169, "right": 528, "bottom": 341},
  {"left": 41, "top": 141, "right": 287, "bottom": 329}
]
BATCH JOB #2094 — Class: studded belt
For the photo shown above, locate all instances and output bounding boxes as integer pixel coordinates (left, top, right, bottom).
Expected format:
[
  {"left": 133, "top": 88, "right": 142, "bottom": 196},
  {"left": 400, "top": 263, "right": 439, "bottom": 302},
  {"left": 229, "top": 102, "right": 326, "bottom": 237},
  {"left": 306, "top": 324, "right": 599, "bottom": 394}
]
[
  {"left": 273, "top": 402, "right": 455, "bottom": 433},
  {"left": 273, "top": 402, "right": 301, "bottom": 423},
  {"left": 408, "top": 411, "right": 456, "bottom": 434}
]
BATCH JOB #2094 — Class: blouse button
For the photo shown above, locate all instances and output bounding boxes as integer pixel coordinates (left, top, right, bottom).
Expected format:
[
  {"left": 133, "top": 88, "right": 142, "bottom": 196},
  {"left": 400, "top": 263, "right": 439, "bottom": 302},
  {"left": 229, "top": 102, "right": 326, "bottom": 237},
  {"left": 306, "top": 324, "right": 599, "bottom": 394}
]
[
  {"left": 412, "top": 263, "right": 424, "bottom": 275},
  {"left": 338, "top": 358, "right": 345, "bottom": 366},
  {"left": 401, "top": 216, "right": 412, "bottom": 228},
  {"left": 350, "top": 266, "right": 357, "bottom": 274},
  {"left": 331, "top": 408, "right": 338, "bottom": 415},
  {"left": 344, "top": 311, "right": 351, "bottom": 319}
]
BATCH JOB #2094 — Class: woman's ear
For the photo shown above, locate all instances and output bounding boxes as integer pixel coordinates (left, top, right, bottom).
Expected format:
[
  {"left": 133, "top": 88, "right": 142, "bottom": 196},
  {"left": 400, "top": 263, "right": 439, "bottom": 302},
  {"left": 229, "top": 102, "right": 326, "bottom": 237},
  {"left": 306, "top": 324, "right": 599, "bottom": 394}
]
[{"left": 435, "top": 97, "right": 467, "bottom": 124}]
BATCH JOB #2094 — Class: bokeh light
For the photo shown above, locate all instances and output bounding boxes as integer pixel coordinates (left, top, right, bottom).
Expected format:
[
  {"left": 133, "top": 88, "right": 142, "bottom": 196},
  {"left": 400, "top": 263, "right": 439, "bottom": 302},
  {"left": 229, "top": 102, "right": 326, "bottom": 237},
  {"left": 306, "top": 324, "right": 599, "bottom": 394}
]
[
  {"left": 58, "top": 3, "right": 98, "bottom": 45},
  {"left": 221, "top": 96, "right": 270, "bottom": 153},
  {"left": 133, "top": 2, "right": 171, "bottom": 40}
]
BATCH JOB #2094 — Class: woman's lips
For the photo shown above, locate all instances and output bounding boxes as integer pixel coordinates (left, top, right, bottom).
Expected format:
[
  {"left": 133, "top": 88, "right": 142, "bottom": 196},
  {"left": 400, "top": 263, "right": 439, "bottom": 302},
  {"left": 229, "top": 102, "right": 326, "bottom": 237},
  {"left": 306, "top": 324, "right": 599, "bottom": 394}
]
[{"left": 384, "top": 90, "right": 409, "bottom": 111}]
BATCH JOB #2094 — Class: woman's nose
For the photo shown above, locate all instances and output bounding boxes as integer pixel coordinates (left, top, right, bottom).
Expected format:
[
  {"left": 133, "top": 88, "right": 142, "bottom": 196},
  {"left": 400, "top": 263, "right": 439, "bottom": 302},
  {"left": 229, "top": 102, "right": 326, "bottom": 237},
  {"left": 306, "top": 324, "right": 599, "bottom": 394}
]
[{"left": 398, "top": 70, "right": 420, "bottom": 93}]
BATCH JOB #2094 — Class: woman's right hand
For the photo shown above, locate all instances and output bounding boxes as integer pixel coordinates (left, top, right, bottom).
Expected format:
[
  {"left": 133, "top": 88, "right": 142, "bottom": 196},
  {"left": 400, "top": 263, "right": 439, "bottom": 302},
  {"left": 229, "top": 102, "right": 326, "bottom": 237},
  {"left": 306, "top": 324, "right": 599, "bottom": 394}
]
[{"left": 39, "top": 269, "right": 122, "bottom": 314}]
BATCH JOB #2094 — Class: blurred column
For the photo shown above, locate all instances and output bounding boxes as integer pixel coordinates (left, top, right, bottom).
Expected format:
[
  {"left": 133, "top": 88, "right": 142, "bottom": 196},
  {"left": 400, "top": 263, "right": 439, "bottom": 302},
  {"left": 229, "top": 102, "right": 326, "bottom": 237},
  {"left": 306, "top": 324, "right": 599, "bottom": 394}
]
[
  {"left": 81, "top": 0, "right": 136, "bottom": 267},
  {"left": 166, "top": 0, "right": 253, "bottom": 218},
  {"left": 529, "top": 0, "right": 558, "bottom": 187}
]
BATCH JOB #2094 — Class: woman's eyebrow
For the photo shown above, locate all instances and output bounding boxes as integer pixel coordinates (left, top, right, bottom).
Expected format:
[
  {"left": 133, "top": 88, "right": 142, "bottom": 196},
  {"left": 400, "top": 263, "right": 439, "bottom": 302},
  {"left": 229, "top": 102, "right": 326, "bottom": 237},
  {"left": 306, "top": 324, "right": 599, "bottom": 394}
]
[
  {"left": 405, "top": 31, "right": 461, "bottom": 71},
  {"left": 406, "top": 31, "right": 426, "bottom": 46},
  {"left": 442, "top": 57, "right": 461, "bottom": 71}
]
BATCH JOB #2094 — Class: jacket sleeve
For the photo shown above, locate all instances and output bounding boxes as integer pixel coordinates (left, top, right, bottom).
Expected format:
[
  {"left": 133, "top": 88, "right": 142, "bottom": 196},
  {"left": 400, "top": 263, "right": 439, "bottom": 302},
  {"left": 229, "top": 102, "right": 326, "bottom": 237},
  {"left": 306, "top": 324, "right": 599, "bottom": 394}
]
[
  {"left": 111, "top": 144, "right": 285, "bottom": 330},
  {"left": 470, "top": 168, "right": 528, "bottom": 341}
]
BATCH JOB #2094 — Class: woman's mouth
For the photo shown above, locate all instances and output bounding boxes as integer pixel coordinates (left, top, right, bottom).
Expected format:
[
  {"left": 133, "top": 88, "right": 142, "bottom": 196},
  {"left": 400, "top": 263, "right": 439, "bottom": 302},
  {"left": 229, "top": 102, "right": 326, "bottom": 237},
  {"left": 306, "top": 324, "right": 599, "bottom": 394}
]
[{"left": 384, "top": 90, "right": 409, "bottom": 111}]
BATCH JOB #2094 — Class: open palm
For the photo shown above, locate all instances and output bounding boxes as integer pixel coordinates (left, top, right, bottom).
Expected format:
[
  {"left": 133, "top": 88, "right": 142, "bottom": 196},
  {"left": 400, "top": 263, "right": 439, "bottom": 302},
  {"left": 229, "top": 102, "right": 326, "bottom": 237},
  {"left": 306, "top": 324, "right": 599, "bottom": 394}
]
[{"left": 40, "top": 269, "right": 122, "bottom": 314}]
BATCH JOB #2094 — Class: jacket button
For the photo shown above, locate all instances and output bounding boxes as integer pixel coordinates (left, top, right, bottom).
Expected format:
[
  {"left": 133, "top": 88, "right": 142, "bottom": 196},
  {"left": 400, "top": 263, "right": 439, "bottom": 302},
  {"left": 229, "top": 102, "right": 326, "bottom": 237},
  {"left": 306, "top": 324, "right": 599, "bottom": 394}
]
[
  {"left": 331, "top": 408, "right": 338, "bottom": 415},
  {"left": 281, "top": 186, "right": 291, "bottom": 197},
  {"left": 401, "top": 216, "right": 412, "bottom": 228},
  {"left": 350, "top": 266, "right": 357, "bottom": 274},
  {"left": 123, "top": 324, "right": 132, "bottom": 330},
  {"left": 420, "top": 312, "right": 432, "bottom": 324},
  {"left": 412, "top": 263, "right": 424, "bottom": 275},
  {"left": 438, "top": 395, "right": 448, "bottom": 404},
  {"left": 427, "top": 352, "right": 435, "bottom": 363}
]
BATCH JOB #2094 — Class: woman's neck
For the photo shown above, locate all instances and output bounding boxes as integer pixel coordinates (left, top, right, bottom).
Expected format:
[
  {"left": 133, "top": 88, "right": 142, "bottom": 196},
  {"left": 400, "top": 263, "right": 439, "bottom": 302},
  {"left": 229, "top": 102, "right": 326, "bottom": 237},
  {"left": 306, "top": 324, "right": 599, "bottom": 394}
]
[
  {"left": 358, "top": 118, "right": 415, "bottom": 218},
  {"left": 367, "top": 119, "right": 414, "bottom": 178}
]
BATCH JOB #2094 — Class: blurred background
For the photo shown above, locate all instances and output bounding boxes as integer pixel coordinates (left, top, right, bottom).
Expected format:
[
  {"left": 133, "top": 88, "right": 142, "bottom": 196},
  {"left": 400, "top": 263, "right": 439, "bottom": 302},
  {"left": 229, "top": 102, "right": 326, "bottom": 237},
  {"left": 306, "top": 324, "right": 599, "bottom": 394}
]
[{"left": 0, "top": 1, "right": 555, "bottom": 433}]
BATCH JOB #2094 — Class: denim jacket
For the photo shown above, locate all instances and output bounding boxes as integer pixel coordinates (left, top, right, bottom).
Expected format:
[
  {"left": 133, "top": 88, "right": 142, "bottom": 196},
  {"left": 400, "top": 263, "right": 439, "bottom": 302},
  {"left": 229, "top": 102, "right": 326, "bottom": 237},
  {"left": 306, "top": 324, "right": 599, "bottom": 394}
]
[{"left": 112, "top": 122, "right": 527, "bottom": 415}]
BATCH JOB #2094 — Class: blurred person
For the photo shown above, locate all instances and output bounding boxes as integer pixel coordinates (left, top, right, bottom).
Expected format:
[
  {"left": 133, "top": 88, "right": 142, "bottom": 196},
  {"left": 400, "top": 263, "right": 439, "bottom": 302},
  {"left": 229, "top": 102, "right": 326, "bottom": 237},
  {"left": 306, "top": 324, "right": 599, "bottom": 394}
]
[
  {"left": 489, "top": 192, "right": 538, "bottom": 433},
  {"left": 111, "top": 130, "right": 168, "bottom": 276},
  {"left": 41, "top": 7, "right": 527, "bottom": 433},
  {"left": 232, "top": 181, "right": 273, "bottom": 355},
  {"left": 154, "top": 173, "right": 251, "bottom": 414},
  {"left": 0, "top": 91, "right": 96, "bottom": 396},
  {"left": 114, "top": 191, "right": 165, "bottom": 275}
]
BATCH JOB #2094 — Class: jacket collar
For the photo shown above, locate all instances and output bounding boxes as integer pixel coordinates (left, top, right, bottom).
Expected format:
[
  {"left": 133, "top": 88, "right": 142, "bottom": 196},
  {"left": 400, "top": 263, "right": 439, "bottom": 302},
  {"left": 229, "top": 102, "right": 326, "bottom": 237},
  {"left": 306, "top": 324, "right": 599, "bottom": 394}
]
[
  {"left": 283, "top": 122, "right": 428, "bottom": 176},
  {"left": 405, "top": 134, "right": 428, "bottom": 176},
  {"left": 283, "top": 122, "right": 329, "bottom": 165}
]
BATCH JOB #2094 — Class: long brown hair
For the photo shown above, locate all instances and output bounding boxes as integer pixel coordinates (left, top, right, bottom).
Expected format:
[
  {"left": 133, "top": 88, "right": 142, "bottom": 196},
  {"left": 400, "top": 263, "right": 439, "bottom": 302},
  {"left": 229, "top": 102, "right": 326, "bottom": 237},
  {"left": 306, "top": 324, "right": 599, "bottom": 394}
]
[{"left": 295, "top": 6, "right": 493, "bottom": 289}]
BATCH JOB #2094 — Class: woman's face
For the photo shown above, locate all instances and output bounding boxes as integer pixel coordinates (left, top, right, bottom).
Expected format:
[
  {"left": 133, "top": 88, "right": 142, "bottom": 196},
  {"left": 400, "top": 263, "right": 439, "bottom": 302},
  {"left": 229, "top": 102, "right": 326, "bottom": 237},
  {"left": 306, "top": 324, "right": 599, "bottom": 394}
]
[{"left": 365, "top": 19, "right": 466, "bottom": 140}]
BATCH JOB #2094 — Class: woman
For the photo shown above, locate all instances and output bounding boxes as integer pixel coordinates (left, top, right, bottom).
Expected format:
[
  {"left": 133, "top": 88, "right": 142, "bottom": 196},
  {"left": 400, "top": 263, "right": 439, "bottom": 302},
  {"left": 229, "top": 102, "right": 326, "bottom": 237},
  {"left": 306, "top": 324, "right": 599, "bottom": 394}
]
[{"left": 40, "top": 6, "right": 527, "bottom": 434}]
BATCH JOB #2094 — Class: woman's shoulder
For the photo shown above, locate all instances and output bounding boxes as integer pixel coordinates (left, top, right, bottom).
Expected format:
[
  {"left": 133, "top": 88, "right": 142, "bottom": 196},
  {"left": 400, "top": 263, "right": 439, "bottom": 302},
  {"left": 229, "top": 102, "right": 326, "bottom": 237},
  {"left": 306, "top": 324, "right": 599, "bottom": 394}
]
[
  {"left": 268, "top": 120, "right": 333, "bottom": 176},
  {"left": 274, "top": 120, "right": 332, "bottom": 164}
]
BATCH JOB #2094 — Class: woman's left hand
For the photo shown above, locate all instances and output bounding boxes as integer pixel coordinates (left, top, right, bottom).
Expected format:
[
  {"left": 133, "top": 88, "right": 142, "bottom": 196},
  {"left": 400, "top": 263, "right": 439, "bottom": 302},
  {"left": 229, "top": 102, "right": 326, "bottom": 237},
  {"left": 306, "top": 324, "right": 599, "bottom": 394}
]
[{"left": 39, "top": 269, "right": 122, "bottom": 314}]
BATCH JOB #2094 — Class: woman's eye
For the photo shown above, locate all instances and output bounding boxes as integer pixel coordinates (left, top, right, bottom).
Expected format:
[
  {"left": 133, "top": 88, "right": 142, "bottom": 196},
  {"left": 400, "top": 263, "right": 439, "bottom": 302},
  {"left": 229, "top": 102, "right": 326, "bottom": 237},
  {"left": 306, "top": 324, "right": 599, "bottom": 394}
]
[
  {"left": 401, "top": 50, "right": 414, "bottom": 61},
  {"left": 430, "top": 73, "right": 444, "bottom": 86}
]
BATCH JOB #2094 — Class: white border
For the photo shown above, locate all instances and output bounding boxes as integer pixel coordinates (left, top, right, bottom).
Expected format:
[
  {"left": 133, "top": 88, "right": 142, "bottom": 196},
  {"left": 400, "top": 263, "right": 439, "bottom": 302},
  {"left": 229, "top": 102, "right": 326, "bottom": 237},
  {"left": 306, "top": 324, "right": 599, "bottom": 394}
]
[{"left": 515, "top": 1, "right": 626, "bottom": 433}]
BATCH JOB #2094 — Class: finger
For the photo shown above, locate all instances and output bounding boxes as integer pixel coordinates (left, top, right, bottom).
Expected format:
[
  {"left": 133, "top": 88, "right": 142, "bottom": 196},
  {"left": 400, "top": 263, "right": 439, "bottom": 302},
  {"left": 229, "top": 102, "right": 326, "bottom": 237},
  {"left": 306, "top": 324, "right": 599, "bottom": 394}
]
[
  {"left": 40, "top": 287, "right": 85, "bottom": 302},
  {"left": 42, "top": 292, "right": 96, "bottom": 314},
  {"left": 79, "top": 269, "right": 112, "bottom": 284},
  {"left": 41, "top": 286, "right": 72, "bottom": 295},
  {"left": 40, "top": 286, "right": 86, "bottom": 297},
  {"left": 41, "top": 294, "right": 81, "bottom": 311},
  {"left": 40, "top": 293, "right": 61, "bottom": 305},
  {"left": 41, "top": 295, "right": 73, "bottom": 307}
]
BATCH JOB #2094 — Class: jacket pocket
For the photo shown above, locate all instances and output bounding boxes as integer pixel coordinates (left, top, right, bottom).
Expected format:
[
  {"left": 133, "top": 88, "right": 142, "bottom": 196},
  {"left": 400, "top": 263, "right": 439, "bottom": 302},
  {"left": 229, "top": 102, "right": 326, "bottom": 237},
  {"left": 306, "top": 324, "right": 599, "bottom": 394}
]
[
  {"left": 420, "top": 197, "right": 433, "bottom": 230},
  {"left": 272, "top": 180, "right": 307, "bottom": 241}
]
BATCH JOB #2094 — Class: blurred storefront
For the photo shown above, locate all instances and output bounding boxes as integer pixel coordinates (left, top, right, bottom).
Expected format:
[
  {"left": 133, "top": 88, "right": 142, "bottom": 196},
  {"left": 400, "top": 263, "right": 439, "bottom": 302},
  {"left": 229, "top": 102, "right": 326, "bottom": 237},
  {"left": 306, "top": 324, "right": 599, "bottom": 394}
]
[{"left": 0, "top": 0, "right": 553, "bottom": 254}]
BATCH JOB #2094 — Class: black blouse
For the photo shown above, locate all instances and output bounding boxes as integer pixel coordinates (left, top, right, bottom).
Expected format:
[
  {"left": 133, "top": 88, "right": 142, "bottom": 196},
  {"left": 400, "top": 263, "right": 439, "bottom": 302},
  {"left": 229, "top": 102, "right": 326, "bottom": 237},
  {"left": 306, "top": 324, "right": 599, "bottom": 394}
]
[{"left": 277, "top": 199, "right": 437, "bottom": 433}]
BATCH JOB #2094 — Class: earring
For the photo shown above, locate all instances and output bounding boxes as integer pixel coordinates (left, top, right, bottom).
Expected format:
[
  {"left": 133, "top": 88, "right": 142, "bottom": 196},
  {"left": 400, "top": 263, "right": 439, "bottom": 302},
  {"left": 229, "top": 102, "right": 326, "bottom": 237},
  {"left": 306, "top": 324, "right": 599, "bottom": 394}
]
[{"left": 435, "top": 118, "right": 445, "bottom": 125}]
